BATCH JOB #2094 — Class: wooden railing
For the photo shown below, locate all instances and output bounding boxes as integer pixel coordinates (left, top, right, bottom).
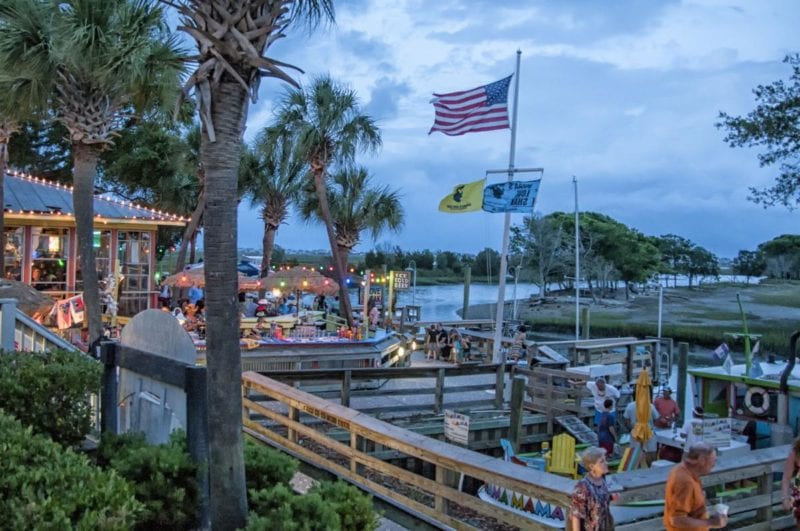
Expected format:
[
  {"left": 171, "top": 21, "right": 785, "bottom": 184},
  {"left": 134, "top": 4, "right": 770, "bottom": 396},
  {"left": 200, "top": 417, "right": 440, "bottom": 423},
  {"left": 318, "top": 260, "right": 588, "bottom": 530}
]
[
  {"left": 242, "top": 372, "right": 793, "bottom": 530},
  {"left": 242, "top": 371, "right": 575, "bottom": 530}
]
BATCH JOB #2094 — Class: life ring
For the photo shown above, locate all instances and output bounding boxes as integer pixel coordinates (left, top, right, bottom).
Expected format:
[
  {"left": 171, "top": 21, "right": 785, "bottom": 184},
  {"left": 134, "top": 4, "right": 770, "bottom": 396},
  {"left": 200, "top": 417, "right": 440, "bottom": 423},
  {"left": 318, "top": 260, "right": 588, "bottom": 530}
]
[{"left": 745, "top": 386, "right": 770, "bottom": 415}]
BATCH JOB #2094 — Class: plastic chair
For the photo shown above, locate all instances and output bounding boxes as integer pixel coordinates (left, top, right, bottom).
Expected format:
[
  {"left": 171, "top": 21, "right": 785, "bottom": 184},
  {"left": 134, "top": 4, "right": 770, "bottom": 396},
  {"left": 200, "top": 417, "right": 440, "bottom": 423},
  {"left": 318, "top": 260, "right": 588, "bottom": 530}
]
[{"left": 545, "top": 433, "right": 579, "bottom": 479}]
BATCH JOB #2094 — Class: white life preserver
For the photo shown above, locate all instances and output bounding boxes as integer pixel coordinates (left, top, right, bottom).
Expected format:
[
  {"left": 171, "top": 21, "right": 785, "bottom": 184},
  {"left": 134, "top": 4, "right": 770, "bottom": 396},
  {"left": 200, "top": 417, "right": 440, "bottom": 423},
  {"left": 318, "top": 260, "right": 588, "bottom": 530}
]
[{"left": 744, "top": 386, "right": 770, "bottom": 415}]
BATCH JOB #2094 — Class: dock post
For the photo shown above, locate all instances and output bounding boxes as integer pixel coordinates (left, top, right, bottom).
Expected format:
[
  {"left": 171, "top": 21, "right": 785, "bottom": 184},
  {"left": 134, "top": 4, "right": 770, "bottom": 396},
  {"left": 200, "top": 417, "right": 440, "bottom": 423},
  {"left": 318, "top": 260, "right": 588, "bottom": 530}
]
[
  {"left": 509, "top": 376, "right": 526, "bottom": 451},
  {"left": 494, "top": 364, "right": 505, "bottom": 409},
  {"left": 341, "top": 370, "right": 352, "bottom": 407},
  {"left": 462, "top": 266, "right": 471, "bottom": 319},
  {"left": 580, "top": 306, "right": 590, "bottom": 339},
  {"left": 677, "top": 342, "right": 689, "bottom": 424},
  {"left": 99, "top": 341, "right": 118, "bottom": 434},
  {"left": 434, "top": 368, "right": 445, "bottom": 414}
]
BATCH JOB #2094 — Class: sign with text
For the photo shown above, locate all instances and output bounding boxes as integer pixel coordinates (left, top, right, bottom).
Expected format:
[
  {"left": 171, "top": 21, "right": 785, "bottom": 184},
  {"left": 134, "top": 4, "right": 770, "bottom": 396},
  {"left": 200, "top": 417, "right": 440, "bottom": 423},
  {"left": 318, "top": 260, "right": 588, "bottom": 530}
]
[
  {"left": 392, "top": 271, "right": 411, "bottom": 290},
  {"left": 444, "top": 409, "right": 470, "bottom": 446}
]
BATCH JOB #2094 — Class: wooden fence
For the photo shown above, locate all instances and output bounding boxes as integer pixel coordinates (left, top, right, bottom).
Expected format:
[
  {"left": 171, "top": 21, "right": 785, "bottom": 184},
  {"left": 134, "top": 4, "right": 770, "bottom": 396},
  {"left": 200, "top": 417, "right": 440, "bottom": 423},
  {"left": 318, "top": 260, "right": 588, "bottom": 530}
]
[{"left": 242, "top": 371, "right": 792, "bottom": 530}]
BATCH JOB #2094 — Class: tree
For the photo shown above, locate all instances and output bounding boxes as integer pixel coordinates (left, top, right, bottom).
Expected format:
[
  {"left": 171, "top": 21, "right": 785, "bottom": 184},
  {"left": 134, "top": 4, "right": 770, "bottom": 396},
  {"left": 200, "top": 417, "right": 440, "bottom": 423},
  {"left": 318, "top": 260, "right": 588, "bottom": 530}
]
[
  {"left": 299, "top": 165, "right": 403, "bottom": 273},
  {"left": 241, "top": 127, "right": 305, "bottom": 278},
  {"left": 758, "top": 234, "right": 800, "bottom": 279},
  {"left": 732, "top": 250, "right": 766, "bottom": 283},
  {"left": 473, "top": 247, "right": 501, "bottom": 278},
  {"left": 654, "top": 234, "right": 694, "bottom": 287},
  {"left": 270, "top": 76, "right": 381, "bottom": 328},
  {"left": 511, "top": 213, "right": 565, "bottom": 298},
  {"left": 717, "top": 54, "right": 800, "bottom": 207},
  {"left": 170, "top": 2, "right": 333, "bottom": 527},
  {"left": 0, "top": 0, "right": 184, "bottom": 346},
  {"left": 685, "top": 245, "right": 719, "bottom": 288}
]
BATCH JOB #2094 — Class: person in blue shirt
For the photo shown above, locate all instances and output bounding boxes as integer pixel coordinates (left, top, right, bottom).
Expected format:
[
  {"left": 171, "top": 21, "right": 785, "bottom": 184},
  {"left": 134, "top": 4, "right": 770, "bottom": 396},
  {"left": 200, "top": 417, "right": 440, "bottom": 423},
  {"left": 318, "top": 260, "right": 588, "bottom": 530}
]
[
  {"left": 278, "top": 298, "right": 289, "bottom": 315},
  {"left": 596, "top": 398, "right": 617, "bottom": 458},
  {"left": 188, "top": 283, "right": 204, "bottom": 305}
]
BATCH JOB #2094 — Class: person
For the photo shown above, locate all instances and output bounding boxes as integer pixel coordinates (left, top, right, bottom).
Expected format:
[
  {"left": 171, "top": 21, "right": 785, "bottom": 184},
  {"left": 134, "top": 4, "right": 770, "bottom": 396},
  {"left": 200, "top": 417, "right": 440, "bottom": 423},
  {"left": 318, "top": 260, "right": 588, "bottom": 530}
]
[
  {"left": 449, "top": 329, "right": 463, "bottom": 364},
  {"left": 569, "top": 446, "right": 614, "bottom": 531},
  {"left": 586, "top": 377, "right": 621, "bottom": 426},
  {"left": 682, "top": 406, "right": 705, "bottom": 449},
  {"left": 182, "top": 304, "right": 200, "bottom": 332},
  {"left": 254, "top": 298, "right": 270, "bottom": 318},
  {"left": 329, "top": 296, "right": 340, "bottom": 315},
  {"left": 436, "top": 324, "right": 448, "bottom": 361},
  {"left": 509, "top": 325, "right": 527, "bottom": 361},
  {"left": 425, "top": 324, "right": 438, "bottom": 360},
  {"left": 624, "top": 395, "right": 660, "bottom": 465},
  {"left": 439, "top": 328, "right": 454, "bottom": 362},
  {"left": 664, "top": 443, "right": 728, "bottom": 530},
  {"left": 368, "top": 304, "right": 380, "bottom": 327},
  {"left": 188, "top": 282, "right": 203, "bottom": 305},
  {"left": 654, "top": 387, "right": 681, "bottom": 429},
  {"left": 781, "top": 435, "right": 800, "bottom": 524},
  {"left": 158, "top": 282, "right": 171, "bottom": 309},
  {"left": 597, "top": 398, "right": 618, "bottom": 458},
  {"left": 277, "top": 298, "right": 289, "bottom": 315}
]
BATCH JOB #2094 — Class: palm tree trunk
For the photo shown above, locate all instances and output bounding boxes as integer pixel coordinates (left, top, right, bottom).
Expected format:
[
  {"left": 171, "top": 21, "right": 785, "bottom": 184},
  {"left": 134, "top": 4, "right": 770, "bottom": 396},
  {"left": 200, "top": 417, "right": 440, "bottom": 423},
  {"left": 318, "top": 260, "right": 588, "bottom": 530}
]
[
  {"left": 261, "top": 221, "right": 277, "bottom": 278},
  {"left": 313, "top": 170, "right": 354, "bottom": 327},
  {"left": 174, "top": 176, "right": 205, "bottom": 273},
  {"left": 72, "top": 143, "right": 103, "bottom": 347},
  {"left": 202, "top": 80, "right": 248, "bottom": 529},
  {"left": 0, "top": 141, "right": 7, "bottom": 266}
]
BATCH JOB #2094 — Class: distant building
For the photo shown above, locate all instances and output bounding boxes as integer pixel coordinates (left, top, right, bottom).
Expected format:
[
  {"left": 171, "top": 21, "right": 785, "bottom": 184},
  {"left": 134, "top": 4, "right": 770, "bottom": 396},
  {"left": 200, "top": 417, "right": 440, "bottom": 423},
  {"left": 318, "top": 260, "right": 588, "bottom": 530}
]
[{"left": 4, "top": 170, "right": 186, "bottom": 316}]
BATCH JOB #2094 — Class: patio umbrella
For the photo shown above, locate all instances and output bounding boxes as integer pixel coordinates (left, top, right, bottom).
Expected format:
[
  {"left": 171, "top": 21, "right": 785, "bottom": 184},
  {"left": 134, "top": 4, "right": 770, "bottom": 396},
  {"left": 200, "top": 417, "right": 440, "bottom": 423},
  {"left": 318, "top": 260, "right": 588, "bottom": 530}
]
[
  {"left": 259, "top": 266, "right": 340, "bottom": 296},
  {"left": 162, "top": 267, "right": 263, "bottom": 292},
  {"left": 631, "top": 368, "right": 654, "bottom": 445}
]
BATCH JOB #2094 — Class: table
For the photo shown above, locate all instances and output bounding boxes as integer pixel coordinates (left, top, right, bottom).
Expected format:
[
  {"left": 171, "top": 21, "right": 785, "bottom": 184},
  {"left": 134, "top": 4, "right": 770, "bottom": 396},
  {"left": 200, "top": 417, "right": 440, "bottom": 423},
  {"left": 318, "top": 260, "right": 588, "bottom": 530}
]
[{"left": 654, "top": 429, "right": 751, "bottom": 458}]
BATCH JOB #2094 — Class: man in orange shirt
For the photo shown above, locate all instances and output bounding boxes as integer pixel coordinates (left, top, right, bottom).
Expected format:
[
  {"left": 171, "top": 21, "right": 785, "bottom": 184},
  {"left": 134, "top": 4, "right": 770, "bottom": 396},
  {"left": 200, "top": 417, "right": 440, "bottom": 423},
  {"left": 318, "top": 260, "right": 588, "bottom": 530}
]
[{"left": 664, "top": 443, "right": 728, "bottom": 530}]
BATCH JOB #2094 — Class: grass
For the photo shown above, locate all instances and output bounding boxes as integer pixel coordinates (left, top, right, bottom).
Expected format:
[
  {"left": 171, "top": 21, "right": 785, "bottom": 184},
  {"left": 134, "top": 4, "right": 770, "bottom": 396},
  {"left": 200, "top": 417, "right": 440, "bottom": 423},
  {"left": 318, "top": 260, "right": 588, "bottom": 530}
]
[{"left": 750, "top": 291, "right": 800, "bottom": 308}]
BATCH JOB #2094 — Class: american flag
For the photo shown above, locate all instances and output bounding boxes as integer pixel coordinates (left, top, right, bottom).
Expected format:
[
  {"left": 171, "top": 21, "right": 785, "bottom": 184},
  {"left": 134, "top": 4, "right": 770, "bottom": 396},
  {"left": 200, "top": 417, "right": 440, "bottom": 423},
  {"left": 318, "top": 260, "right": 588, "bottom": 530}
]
[{"left": 429, "top": 75, "right": 512, "bottom": 136}]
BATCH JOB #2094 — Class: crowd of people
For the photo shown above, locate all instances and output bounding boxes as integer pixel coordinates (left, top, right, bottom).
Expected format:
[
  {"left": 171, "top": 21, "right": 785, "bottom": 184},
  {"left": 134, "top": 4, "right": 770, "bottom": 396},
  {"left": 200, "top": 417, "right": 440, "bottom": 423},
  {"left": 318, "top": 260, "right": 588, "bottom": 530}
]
[{"left": 423, "top": 323, "right": 471, "bottom": 364}]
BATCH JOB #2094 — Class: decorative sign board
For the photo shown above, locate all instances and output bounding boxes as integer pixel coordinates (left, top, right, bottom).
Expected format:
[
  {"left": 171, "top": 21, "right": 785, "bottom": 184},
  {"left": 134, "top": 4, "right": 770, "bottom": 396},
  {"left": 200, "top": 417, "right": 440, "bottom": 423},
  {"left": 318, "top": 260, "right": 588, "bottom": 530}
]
[
  {"left": 689, "top": 417, "right": 732, "bottom": 448},
  {"left": 392, "top": 271, "right": 411, "bottom": 290},
  {"left": 444, "top": 409, "right": 470, "bottom": 446}
]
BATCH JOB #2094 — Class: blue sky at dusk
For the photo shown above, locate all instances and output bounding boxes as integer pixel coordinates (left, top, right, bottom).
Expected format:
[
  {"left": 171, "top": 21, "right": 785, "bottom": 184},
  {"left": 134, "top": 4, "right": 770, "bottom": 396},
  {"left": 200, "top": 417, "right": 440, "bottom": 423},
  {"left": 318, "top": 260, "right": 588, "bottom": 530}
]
[{"left": 229, "top": 0, "right": 798, "bottom": 258}]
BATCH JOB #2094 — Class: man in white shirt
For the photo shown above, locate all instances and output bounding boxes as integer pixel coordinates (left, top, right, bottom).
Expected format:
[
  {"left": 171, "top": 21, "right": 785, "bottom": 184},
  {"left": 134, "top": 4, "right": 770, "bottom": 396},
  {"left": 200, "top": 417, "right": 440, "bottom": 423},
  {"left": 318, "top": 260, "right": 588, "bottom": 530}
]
[
  {"left": 586, "top": 377, "right": 620, "bottom": 426},
  {"left": 624, "top": 398, "right": 661, "bottom": 464}
]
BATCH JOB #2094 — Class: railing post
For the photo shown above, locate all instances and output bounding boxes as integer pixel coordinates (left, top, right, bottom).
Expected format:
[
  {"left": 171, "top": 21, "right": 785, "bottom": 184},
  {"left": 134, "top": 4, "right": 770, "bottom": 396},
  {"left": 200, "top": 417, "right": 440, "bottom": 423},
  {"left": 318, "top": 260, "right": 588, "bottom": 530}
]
[
  {"left": 350, "top": 431, "right": 358, "bottom": 474},
  {"left": 434, "top": 368, "right": 446, "bottom": 414},
  {"left": 0, "top": 299, "right": 17, "bottom": 351},
  {"left": 341, "top": 370, "right": 352, "bottom": 408},
  {"left": 509, "top": 376, "right": 526, "bottom": 451},
  {"left": 494, "top": 364, "right": 505, "bottom": 409},
  {"left": 756, "top": 469, "right": 773, "bottom": 521},
  {"left": 99, "top": 341, "right": 118, "bottom": 434},
  {"left": 288, "top": 406, "right": 299, "bottom": 443},
  {"left": 186, "top": 365, "right": 210, "bottom": 530}
]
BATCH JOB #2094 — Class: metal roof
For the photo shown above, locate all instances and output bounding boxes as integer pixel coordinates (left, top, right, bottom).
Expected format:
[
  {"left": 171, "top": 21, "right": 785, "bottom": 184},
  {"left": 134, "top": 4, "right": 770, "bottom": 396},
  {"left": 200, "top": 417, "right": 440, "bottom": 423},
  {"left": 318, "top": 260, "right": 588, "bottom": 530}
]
[{"left": 4, "top": 171, "right": 185, "bottom": 224}]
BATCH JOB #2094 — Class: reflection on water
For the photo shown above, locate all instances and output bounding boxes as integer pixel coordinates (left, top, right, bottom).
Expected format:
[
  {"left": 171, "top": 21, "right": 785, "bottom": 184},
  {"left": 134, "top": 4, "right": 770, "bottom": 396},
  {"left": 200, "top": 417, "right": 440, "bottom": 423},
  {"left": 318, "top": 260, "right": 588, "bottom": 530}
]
[{"left": 395, "top": 283, "right": 541, "bottom": 322}]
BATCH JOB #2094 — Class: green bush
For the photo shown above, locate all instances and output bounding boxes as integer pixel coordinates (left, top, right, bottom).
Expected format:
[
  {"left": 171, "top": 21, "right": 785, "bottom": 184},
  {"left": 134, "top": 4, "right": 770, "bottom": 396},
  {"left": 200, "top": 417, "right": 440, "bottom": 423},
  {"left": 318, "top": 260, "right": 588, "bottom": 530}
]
[
  {"left": 0, "top": 410, "right": 141, "bottom": 530},
  {"left": 0, "top": 349, "right": 101, "bottom": 446},
  {"left": 97, "top": 431, "right": 200, "bottom": 531},
  {"left": 311, "top": 481, "right": 379, "bottom": 531},
  {"left": 246, "top": 484, "right": 341, "bottom": 531},
  {"left": 244, "top": 437, "right": 299, "bottom": 491}
]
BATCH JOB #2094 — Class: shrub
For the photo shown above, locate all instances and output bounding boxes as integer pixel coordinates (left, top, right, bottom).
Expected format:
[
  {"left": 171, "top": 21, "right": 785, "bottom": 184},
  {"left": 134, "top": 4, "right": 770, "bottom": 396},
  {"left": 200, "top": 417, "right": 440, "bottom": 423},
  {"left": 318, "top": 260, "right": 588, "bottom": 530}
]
[
  {"left": 0, "top": 410, "right": 141, "bottom": 529},
  {"left": 0, "top": 349, "right": 101, "bottom": 446},
  {"left": 97, "top": 431, "right": 200, "bottom": 531},
  {"left": 246, "top": 484, "right": 340, "bottom": 531},
  {"left": 312, "top": 481, "right": 379, "bottom": 531},
  {"left": 244, "top": 437, "right": 298, "bottom": 491}
]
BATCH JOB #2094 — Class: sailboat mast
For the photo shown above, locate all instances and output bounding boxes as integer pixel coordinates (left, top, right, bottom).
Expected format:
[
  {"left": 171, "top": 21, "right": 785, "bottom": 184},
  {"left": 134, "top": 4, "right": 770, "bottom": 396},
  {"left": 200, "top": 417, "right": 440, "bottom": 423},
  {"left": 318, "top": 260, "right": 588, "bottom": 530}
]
[{"left": 492, "top": 50, "right": 522, "bottom": 363}]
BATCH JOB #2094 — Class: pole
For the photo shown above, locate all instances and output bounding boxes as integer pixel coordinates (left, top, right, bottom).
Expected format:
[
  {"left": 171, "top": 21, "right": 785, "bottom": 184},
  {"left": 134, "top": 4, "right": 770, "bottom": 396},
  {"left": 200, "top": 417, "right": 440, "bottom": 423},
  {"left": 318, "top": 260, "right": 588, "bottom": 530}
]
[
  {"left": 362, "top": 269, "right": 370, "bottom": 339},
  {"left": 492, "top": 50, "right": 522, "bottom": 364},
  {"left": 462, "top": 266, "right": 471, "bottom": 319},
  {"left": 573, "top": 176, "right": 580, "bottom": 340}
]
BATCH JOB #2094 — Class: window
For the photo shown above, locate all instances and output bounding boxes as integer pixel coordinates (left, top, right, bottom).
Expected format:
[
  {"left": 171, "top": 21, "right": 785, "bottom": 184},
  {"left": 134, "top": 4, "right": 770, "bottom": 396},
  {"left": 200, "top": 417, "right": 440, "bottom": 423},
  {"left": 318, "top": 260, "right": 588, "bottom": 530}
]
[
  {"left": 30, "top": 227, "right": 68, "bottom": 292},
  {"left": 76, "top": 230, "right": 112, "bottom": 290},
  {"left": 117, "top": 231, "right": 151, "bottom": 316},
  {"left": 4, "top": 227, "right": 23, "bottom": 281}
]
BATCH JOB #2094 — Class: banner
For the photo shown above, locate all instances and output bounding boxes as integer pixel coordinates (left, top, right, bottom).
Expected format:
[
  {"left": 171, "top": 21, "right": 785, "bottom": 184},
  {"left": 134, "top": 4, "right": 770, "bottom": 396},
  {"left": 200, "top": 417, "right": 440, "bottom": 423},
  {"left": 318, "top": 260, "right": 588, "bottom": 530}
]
[
  {"left": 713, "top": 342, "right": 730, "bottom": 361},
  {"left": 438, "top": 178, "right": 485, "bottom": 213},
  {"left": 482, "top": 179, "right": 541, "bottom": 213}
]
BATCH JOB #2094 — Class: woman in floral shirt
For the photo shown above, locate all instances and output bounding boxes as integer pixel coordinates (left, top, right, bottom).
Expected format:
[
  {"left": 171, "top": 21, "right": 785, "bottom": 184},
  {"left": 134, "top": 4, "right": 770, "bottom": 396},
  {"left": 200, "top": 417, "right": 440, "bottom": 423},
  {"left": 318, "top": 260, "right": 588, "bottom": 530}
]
[{"left": 570, "top": 446, "right": 614, "bottom": 530}]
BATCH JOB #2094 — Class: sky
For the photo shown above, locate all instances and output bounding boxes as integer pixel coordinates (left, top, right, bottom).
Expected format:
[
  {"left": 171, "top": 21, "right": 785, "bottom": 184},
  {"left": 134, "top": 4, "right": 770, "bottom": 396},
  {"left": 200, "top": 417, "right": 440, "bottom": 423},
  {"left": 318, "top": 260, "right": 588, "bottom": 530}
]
[{"left": 227, "top": 0, "right": 798, "bottom": 259}]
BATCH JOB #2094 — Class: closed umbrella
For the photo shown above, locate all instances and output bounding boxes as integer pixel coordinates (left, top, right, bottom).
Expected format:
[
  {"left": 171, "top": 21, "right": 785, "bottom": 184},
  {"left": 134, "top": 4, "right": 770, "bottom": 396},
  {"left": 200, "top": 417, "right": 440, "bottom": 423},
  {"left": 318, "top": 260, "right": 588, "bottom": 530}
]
[{"left": 631, "top": 368, "right": 654, "bottom": 444}]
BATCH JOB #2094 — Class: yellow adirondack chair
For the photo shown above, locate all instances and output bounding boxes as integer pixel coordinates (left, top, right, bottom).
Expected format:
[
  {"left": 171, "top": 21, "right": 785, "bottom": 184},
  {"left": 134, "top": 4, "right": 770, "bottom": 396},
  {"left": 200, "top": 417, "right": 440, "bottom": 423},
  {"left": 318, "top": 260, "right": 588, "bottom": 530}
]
[{"left": 545, "top": 433, "right": 579, "bottom": 479}]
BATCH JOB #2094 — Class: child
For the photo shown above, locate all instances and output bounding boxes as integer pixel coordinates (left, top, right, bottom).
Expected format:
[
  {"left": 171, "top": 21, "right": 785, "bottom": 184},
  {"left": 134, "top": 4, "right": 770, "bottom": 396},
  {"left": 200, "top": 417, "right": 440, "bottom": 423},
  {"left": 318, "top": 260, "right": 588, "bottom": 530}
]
[{"left": 596, "top": 398, "right": 617, "bottom": 458}]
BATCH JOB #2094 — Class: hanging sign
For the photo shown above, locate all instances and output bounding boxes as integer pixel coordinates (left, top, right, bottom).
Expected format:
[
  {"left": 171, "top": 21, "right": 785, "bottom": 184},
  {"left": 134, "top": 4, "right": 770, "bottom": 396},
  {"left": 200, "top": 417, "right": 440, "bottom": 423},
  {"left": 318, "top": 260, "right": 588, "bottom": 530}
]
[
  {"left": 444, "top": 409, "right": 470, "bottom": 445},
  {"left": 393, "top": 271, "right": 411, "bottom": 290}
]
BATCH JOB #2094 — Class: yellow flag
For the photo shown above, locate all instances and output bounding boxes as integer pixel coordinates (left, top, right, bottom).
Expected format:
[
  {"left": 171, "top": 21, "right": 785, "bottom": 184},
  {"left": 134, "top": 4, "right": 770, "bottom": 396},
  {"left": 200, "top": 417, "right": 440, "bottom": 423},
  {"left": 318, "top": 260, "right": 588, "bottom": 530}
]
[{"left": 438, "top": 178, "right": 485, "bottom": 213}]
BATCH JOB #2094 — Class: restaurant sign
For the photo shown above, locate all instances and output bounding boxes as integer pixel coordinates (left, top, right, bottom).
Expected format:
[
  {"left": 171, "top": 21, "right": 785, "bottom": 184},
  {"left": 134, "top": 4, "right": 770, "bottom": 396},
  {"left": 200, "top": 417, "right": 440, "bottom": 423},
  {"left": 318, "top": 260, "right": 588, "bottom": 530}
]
[{"left": 393, "top": 271, "right": 411, "bottom": 290}]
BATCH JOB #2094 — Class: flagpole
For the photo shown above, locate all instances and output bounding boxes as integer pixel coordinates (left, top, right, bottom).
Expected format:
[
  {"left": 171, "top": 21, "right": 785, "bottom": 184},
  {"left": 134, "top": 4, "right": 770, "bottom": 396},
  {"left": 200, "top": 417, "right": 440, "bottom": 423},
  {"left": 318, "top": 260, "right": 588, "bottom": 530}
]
[
  {"left": 574, "top": 176, "right": 580, "bottom": 340},
  {"left": 492, "top": 50, "right": 522, "bottom": 364}
]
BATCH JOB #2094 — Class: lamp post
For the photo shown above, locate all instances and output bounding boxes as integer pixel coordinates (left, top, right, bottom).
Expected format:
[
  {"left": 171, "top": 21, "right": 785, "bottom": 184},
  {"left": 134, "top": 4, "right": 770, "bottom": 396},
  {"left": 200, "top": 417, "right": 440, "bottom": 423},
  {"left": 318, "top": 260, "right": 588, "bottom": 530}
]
[{"left": 405, "top": 261, "right": 417, "bottom": 306}]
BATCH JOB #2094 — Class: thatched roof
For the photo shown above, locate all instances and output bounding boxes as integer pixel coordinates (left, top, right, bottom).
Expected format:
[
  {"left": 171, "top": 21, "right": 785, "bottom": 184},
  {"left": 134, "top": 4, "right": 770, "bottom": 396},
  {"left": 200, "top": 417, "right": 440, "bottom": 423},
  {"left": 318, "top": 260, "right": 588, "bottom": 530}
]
[{"left": 0, "top": 279, "right": 56, "bottom": 318}]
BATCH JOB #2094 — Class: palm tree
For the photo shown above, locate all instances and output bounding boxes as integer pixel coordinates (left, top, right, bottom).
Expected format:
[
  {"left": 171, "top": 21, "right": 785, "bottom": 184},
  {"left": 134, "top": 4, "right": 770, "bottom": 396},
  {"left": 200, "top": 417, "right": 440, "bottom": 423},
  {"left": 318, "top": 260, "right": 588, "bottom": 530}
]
[
  {"left": 169, "top": 2, "right": 333, "bottom": 526},
  {"left": 0, "top": 0, "right": 184, "bottom": 345},
  {"left": 299, "top": 165, "right": 403, "bottom": 272},
  {"left": 271, "top": 76, "right": 382, "bottom": 327},
  {"left": 241, "top": 128, "right": 305, "bottom": 278}
]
